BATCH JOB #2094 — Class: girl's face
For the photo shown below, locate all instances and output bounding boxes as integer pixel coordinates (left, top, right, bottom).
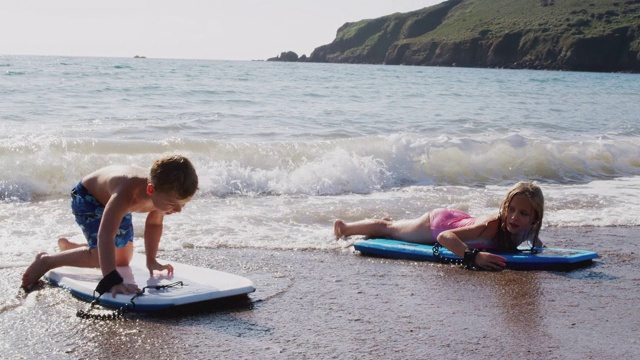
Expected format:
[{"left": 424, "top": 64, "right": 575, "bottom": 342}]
[{"left": 505, "top": 194, "right": 536, "bottom": 235}]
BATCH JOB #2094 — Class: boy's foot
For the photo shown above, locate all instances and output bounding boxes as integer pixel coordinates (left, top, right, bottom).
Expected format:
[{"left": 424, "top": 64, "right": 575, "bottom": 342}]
[
  {"left": 21, "top": 280, "right": 45, "bottom": 293},
  {"left": 333, "top": 219, "right": 345, "bottom": 239},
  {"left": 57, "top": 238, "right": 83, "bottom": 251},
  {"left": 21, "top": 252, "right": 50, "bottom": 292}
]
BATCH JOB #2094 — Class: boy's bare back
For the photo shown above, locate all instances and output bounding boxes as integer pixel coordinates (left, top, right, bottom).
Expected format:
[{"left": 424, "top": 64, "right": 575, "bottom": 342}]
[{"left": 81, "top": 165, "right": 154, "bottom": 213}]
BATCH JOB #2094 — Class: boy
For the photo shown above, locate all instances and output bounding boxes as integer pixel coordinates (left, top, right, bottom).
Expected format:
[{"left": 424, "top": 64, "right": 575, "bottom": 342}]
[{"left": 21, "top": 155, "right": 198, "bottom": 297}]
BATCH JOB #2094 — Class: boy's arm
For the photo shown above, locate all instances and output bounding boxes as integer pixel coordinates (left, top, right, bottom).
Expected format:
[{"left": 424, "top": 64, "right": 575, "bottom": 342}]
[
  {"left": 144, "top": 210, "right": 174, "bottom": 276},
  {"left": 98, "top": 193, "right": 131, "bottom": 275},
  {"left": 98, "top": 193, "right": 140, "bottom": 296}
]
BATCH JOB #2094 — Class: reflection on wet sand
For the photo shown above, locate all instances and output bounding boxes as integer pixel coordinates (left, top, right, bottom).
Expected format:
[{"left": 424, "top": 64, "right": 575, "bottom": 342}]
[{"left": 485, "top": 271, "right": 544, "bottom": 340}]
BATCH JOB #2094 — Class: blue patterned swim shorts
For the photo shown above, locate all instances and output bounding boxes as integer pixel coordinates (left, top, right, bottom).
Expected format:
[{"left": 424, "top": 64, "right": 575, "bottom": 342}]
[{"left": 70, "top": 181, "right": 133, "bottom": 249}]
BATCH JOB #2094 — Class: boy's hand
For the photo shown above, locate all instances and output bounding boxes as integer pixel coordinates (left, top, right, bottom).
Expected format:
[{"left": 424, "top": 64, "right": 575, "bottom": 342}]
[
  {"left": 110, "top": 282, "right": 141, "bottom": 298},
  {"left": 147, "top": 259, "right": 174, "bottom": 276}
]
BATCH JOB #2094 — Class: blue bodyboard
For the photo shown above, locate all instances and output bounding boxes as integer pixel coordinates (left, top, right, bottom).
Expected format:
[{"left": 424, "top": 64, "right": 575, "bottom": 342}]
[{"left": 354, "top": 239, "right": 598, "bottom": 271}]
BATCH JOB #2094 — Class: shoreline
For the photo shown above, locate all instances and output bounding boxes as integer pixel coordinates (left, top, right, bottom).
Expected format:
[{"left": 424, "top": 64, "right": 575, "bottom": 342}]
[{"left": 1, "top": 226, "right": 638, "bottom": 359}]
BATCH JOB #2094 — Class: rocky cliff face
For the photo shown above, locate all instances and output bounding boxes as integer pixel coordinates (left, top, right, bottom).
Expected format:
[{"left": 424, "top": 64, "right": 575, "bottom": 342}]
[{"left": 307, "top": 0, "right": 640, "bottom": 72}]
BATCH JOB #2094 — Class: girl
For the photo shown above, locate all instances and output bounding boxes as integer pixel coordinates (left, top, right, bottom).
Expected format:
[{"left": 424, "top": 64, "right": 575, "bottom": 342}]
[{"left": 333, "top": 181, "right": 544, "bottom": 270}]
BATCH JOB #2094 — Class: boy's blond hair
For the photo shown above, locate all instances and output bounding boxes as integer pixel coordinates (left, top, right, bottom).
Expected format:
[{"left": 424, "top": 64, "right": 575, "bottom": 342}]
[{"left": 150, "top": 155, "right": 198, "bottom": 199}]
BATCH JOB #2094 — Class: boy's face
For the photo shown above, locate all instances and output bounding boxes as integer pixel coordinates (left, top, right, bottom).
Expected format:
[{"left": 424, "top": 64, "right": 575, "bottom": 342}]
[{"left": 150, "top": 188, "right": 191, "bottom": 215}]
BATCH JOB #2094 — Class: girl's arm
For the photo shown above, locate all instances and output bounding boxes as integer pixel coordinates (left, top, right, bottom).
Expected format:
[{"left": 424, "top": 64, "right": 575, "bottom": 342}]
[{"left": 436, "top": 217, "right": 507, "bottom": 270}]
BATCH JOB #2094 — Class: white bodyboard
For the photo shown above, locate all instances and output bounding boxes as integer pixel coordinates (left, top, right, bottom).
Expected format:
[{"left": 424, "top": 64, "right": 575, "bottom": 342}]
[{"left": 44, "top": 253, "right": 256, "bottom": 312}]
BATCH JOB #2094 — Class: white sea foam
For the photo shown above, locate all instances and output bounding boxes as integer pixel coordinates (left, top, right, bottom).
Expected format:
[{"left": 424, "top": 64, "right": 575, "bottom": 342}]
[
  {"left": 1, "top": 56, "right": 639, "bottom": 263},
  {"left": 1, "top": 134, "right": 639, "bottom": 200}
]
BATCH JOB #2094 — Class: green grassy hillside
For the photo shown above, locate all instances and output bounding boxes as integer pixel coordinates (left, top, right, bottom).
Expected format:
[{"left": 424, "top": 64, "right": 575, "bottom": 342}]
[
  {"left": 308, "top": 0, "right": 640, "bottom": 72},
  {"left": 426, "top": 0, "right": 639, "bottom": 39}
]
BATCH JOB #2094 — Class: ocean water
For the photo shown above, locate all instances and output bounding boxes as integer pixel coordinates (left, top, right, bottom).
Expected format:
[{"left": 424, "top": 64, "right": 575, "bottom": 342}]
[{"left": 1, "top": 55, "right": 639, "bottom": 265}]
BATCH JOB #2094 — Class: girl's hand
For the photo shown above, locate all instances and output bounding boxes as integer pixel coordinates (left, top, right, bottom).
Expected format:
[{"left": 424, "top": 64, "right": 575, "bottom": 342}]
[
  {"left": 147, "top": 259, "right": 174, "bottom": 276},
  {"left": 474, "top": 252, "right": 507, "bottom": 270}
]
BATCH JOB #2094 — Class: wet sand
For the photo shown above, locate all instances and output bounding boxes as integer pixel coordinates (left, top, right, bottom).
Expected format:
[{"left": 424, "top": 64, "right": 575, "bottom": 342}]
[{"left": 1, "top": 226, "right": 639, "bottom": 359}]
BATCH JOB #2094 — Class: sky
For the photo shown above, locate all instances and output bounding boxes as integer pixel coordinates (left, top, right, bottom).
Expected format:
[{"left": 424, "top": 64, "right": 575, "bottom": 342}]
[{"left": 0, "top": 0, "right": 444, "bottom": 61}]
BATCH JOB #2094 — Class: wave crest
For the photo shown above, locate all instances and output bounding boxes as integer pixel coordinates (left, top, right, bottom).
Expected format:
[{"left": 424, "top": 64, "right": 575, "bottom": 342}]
[{"left": 1, "top": 134, "right": 639, "bottom": 200}]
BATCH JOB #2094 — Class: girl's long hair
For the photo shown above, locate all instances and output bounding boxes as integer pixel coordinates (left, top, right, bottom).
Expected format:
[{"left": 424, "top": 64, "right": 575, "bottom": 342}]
[{"left": 497, "top": 181, "right": 544, "bottom": 251}]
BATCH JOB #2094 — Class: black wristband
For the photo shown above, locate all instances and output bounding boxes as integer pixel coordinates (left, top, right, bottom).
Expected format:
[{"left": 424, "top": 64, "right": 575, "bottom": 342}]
[
  {"left": 463, "top": 247, "right": 481, "bottom": 268},
  {"left": 95, "top": 270, "right": 124, "bottom": 295}
]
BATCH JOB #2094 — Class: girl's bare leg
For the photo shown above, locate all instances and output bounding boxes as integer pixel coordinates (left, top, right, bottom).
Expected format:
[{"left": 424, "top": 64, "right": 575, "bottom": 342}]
[{"left": 334, "top": 212, "right": 434, "bottom": 244}]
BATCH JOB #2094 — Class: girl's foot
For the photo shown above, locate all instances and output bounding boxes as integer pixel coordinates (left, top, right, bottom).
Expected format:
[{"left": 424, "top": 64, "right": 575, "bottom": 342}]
[{"left": 333, "top": 219, "right": 346, "bottom": 239}]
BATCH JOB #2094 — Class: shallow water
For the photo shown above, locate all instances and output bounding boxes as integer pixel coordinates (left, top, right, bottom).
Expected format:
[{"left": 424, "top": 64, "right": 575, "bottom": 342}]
[{"left": 1, "top": 227, "right": 638, "bottom": 359}]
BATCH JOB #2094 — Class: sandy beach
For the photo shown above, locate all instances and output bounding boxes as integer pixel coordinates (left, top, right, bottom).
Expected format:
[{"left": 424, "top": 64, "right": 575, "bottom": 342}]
[{"left": 0, "top": 226, "right": 638, "bottom": 359}]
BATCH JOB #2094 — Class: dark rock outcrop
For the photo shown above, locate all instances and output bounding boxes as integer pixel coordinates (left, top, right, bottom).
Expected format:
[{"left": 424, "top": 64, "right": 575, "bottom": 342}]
[{"left": 267, "top": 51, "right": 301, "bottom": 62}]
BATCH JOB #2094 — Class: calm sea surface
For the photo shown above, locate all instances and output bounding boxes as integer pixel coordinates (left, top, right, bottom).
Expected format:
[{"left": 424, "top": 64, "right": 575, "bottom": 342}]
[{"left": 1, "top": 55, "right": 639, "bottom": 262}]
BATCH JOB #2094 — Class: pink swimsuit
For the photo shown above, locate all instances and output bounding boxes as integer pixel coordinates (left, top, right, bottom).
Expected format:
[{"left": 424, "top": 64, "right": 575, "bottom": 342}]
[{"left": 429, "top": 208, "right": 476, "bottom": 239}]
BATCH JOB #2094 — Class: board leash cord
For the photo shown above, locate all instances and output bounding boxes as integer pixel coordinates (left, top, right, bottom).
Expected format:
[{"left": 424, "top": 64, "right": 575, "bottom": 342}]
[
  {"left": 76, "top": 281, "right": 184, "bottom": 320},
  {"left": 432, "top": 243, "right": 480, "bottom": 270},
  {"left": 431, "top": 243, "right": 540, "bottom": 270}
]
